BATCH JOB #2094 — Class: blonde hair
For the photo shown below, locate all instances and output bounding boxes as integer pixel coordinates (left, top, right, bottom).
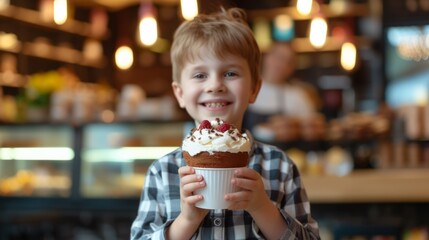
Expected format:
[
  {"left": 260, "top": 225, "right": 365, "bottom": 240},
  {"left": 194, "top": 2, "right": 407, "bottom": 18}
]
[{"left": 170, "top": 8, "right": 261, "bottom": 87}]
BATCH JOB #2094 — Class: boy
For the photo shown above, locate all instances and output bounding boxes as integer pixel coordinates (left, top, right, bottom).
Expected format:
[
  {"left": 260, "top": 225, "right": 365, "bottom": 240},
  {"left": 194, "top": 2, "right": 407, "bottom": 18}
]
[{"left": 131, "top": 8, "right": 320, "bottom": 240}]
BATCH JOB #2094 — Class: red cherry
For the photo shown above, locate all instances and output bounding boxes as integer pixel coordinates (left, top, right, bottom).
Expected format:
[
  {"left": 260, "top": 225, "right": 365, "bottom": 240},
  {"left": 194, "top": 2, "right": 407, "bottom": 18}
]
[
  {"left": 199, "top": 120, "right": 212, "bottom": 130},
  {"left": 216, "top": 123, "right": 231, "bottom": 132}
]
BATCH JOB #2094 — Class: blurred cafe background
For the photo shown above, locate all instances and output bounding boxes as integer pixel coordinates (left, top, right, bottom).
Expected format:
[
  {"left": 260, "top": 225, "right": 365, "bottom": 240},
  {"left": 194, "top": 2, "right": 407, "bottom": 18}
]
[{"left": 1, "top": 0, "right": 429, "bottom": 239}]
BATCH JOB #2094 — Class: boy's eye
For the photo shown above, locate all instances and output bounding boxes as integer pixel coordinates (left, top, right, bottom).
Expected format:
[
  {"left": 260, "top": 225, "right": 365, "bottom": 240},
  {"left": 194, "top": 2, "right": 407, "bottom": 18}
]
[
  {"left": 193, "top": 73, "right": 207, "bottom": 79},
  {"left": 224, "top": 71, "right": 238, "bottom": 78}
]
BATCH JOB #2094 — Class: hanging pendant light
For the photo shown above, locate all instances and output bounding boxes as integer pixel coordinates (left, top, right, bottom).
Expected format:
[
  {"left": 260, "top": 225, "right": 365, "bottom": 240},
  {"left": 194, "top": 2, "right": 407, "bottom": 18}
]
[
  {"left": 53, "top": 0, "right": 67, "bottom": 25},
  {"left": 115, "top": 45, "right": 134, "bottom": 70},
  {"left": 138, "top": 2, "right": 158, "bottom": 46},
  {"left": 340, "top": 42, "right": 357, "bottom": 71},
  {"left": 180, "top": 0, "right": 198, "bottom": 21},
  {"left": 297, "top": 0, "right": 313, "bottom": 15},
  {"left": 309, "top": 16, "right": 327, "bottom": 48}
]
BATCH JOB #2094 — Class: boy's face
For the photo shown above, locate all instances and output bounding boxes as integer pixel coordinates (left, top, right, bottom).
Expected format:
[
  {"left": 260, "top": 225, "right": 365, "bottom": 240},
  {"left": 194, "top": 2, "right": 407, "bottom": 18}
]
[{"left": 172, "top": 52, "right": 260, "bottom": 129}]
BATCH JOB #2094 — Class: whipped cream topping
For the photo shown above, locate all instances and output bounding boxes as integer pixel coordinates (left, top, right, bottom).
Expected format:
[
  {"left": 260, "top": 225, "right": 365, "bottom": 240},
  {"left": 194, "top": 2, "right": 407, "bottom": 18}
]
[{"left": 182, "top": 119, "right": 251, "bottom": 156}]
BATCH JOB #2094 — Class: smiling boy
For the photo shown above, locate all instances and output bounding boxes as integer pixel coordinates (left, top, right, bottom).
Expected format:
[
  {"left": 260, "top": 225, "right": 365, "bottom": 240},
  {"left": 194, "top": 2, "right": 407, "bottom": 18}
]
[{"left": 131, "top": 8, "right": 320, "bottom": 240}]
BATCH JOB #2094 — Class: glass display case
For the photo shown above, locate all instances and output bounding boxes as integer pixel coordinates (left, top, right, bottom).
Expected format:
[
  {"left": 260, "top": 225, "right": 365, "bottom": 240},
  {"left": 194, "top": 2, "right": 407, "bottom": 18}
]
[
  {"left": 80, "top": 121, "right": 189, "bottom": 198},
  {"left": 0, "top": 124, "right": 74, "bottom": 197}
]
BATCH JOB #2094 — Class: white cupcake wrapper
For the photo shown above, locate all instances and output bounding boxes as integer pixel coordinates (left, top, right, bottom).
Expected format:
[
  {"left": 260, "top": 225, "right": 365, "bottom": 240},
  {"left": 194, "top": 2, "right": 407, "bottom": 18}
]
[{"left": 194, "top": 167, "right": 239, "bottom": 209}]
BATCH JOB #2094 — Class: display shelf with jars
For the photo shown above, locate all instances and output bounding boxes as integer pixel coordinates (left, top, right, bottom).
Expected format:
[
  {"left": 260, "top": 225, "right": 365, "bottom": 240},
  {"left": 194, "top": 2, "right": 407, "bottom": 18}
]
[
  {"left": 0, "top": 2, "right": 111, "bottom": 109},
  {"left": 246, "top": 2, "right": 372, "bottom": 20},
  {"left": 0, "top": 5, "right": 109, "bottom": 39},
  {"left": 246, "top": 1, "right": 379, "bottom": 53}
]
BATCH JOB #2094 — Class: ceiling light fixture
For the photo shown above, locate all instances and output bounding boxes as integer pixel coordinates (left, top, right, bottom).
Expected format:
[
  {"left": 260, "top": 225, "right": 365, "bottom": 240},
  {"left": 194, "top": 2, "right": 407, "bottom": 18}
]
[
  {"left": 53, "top": 0, "right": 67, "bottom": 25},
  {"left": 115, "top": 45, "right": 134, "bottom": 70},
  {"left": 340, "top": 42, "right": 357, "bottom": 71},
  {"left": 297, "top": 0, "right": 313, "bottom": 15},
  {"left": 138, "top": 2, "right": 158, "bottom": 46},
  {"left": 309, "top": 16, "right": 327, "bottom": 48},
  {"left": 180, "top": 0, "right": 198, "bottom": 21}
]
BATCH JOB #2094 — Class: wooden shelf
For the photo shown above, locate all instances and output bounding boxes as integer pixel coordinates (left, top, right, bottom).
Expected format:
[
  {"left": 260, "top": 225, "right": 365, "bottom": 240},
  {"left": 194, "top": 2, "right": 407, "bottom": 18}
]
[
  {"left": 23, "top": 42, "right": 106, "bottom": 69},
  {"left": 0, "top": 5, "right": 108, "bottom": 40},
  {"left": 302, "top": 169, "right": 429, "bottom": 203},
  {"left": 0, "top": 43, "right": 21, "bottom": 54},
  {"left": 0, "top": 6, "right": 108, "bottom": 69},
  {"left": 291, "top": 36, "right": 371, "bottom": 53},
  {"left": 0, "top": 38, "right": 106, "bottom": 69},
  {"left": 246, "top": 3, "right": 370, "bottom": 20},
  {"left": 0, "top": 73, "right": 27, "bottom": 88}
]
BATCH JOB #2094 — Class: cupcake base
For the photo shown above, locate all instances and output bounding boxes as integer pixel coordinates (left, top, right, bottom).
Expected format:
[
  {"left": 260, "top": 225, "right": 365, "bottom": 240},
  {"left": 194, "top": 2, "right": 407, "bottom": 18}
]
[
  {"left": 183, "top": 151, "right": 249, "bottom": 168},
  {"left": 194, "top": 167, "right": 238, "bottom": 209}
]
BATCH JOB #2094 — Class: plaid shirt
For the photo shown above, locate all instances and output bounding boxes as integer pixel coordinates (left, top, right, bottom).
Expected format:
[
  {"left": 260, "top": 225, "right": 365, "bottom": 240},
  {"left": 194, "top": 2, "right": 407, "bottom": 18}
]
[{"left": 131, "top": 141, "right": 320, "bottom": 240}]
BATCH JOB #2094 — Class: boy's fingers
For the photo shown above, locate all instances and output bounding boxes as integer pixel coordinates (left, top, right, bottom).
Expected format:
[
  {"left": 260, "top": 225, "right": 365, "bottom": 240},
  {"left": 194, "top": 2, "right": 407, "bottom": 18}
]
[
  {"left": 182, "top": 180, "right": 206, "bottom": 193},
  {"left": 178, "top": 166, "right": 195, "bottom": 177},
  {"left": 231, "top": 177, "right": 255, "bottom": 190},
  {"left": 234, "top": 168, "right": 259, "bottom": 180},
  {"left": 184, "top": 195, "right": 204, "bottom": 205},
  {"left": 224, "top": 190, "right": 251, "bottom": 202},
  {"left": 180, "top": 174, "right": 203, "bottom": 186}
]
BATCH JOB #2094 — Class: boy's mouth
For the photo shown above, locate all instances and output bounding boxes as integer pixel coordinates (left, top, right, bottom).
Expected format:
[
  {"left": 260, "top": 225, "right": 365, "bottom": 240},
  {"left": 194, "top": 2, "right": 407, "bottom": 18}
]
[{"left": 200, "top": 101, "right": 232, "bottom": 108}]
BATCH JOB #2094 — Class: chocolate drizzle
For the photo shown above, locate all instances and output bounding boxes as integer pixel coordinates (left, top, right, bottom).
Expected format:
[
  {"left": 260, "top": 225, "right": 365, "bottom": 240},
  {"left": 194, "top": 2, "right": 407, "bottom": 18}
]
[{"left": 185, "top": 119, "right": 249, "bottom": 144}]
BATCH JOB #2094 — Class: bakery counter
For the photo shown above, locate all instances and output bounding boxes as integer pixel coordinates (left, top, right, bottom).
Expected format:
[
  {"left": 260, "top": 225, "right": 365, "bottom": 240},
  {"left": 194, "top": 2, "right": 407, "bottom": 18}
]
[
  {"left": 302, "top": 169, "right": 429, "bottom": 203},
  {"left": 80, "top": 122, "right": 186, "bottom": 198},
  {"left": 0, "top": 124, "right": 74, "bottom": 197},
  {"left": 0, "top": 121, "right": 190, "bottom": 199},
  {"left": 2, "top": 121, "right": 429, "bottom": 203}
]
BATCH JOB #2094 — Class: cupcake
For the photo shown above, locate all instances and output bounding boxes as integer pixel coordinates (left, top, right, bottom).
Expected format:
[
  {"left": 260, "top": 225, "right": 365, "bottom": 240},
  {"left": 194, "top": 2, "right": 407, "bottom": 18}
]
[
  {"left": 182, "top": 119, "right": 251, "bottom": 209},
  {"left": 182, "top": 118, "right": 251, "bottom": 168}
]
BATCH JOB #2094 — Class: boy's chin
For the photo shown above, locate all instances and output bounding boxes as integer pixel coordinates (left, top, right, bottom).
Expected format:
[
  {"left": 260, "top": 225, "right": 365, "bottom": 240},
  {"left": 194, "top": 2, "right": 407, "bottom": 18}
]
[
  {"left": 194, "top": 114, "right": 228, "bottom": 121},
  {"left": 198, "top": 115, "right": 239, "bottom": 125},
  {"left": 189, "top": 108, "right": 242, "bottom": 125}
]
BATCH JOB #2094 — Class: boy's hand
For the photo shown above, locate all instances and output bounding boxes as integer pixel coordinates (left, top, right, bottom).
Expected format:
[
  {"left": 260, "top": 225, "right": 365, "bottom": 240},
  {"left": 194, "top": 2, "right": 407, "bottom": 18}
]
[
  {"left": 178, "top": 166, "right": 209, "bottom": 221},
  {"left": 224, "top": 168, "right": 272, "bottom": 213},
  {"left": 167, "top": 167, "right": 209, "bottom": 240}
]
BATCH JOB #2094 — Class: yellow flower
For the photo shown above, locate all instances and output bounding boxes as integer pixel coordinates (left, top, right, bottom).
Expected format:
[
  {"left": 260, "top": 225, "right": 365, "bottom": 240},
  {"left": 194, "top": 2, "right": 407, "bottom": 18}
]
[{"left": 28, "top": 71, "right": 64, "bottom": 94}]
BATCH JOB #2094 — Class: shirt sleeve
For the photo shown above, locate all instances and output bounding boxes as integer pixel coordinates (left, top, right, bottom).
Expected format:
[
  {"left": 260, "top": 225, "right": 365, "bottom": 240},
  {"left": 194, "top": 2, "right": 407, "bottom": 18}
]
[
  {"left": 279, "top": 157, "right": 321, "bottom": 240},
  {"left": 130, "top": 161, "right": 170, "bottom": 240}
]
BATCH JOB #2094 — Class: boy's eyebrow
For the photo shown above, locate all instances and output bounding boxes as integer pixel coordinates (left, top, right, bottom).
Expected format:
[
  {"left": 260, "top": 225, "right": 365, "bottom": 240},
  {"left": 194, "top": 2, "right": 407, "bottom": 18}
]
[
  {"left": 188, "top": 62, "right": 245, "bottom": 70},
  {"left": 223, "top": 63, "right": 245, "bottom": 69},
  {"left": 186, "top": 64, "right": 206, "bottom": 72}
]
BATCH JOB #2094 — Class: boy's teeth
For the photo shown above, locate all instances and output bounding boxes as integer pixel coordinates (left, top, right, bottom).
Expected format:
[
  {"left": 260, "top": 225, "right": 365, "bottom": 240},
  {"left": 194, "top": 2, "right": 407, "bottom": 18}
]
[{"left": 206, "top": 102, "right": 226, "bottom": 108}]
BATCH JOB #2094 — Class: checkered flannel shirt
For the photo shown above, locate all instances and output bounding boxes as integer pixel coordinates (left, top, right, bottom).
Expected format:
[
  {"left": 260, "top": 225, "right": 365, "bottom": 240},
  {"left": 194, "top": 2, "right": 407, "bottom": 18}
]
[{"left": 131, "top": 141, "right": 320, "bottom": 240}]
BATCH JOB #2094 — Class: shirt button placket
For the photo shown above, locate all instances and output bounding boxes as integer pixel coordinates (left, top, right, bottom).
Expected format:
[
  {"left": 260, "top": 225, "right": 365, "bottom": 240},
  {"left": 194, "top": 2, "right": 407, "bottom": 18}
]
[
  {"left": 213, "top": 218, "right": 222, "bottom": 227},
  {"left": 212, "top": 216, "right": 223, "bottom": 239}
]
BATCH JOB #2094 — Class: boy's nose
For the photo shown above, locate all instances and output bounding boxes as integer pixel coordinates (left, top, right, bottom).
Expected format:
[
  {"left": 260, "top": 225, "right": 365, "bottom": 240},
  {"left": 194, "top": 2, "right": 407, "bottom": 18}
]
[{"left": 205, "top": 77, "right": 226, "bottom": 93}]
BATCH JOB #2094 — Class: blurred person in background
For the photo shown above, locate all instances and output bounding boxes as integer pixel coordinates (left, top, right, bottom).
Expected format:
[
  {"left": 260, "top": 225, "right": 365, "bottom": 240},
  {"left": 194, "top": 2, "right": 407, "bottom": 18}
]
[{"left": 243, "top": 42, "right": 322, "bottom": 142}]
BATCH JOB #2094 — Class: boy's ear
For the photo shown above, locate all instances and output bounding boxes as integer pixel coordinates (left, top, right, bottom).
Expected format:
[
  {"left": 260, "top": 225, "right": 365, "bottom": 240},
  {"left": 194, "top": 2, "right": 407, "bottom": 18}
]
[
  {"left": 172, "top": 82, "right": 186, "bottom": 108},
  {"left": 249, "top": 78, "right": 262, "bottom": 104}
]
